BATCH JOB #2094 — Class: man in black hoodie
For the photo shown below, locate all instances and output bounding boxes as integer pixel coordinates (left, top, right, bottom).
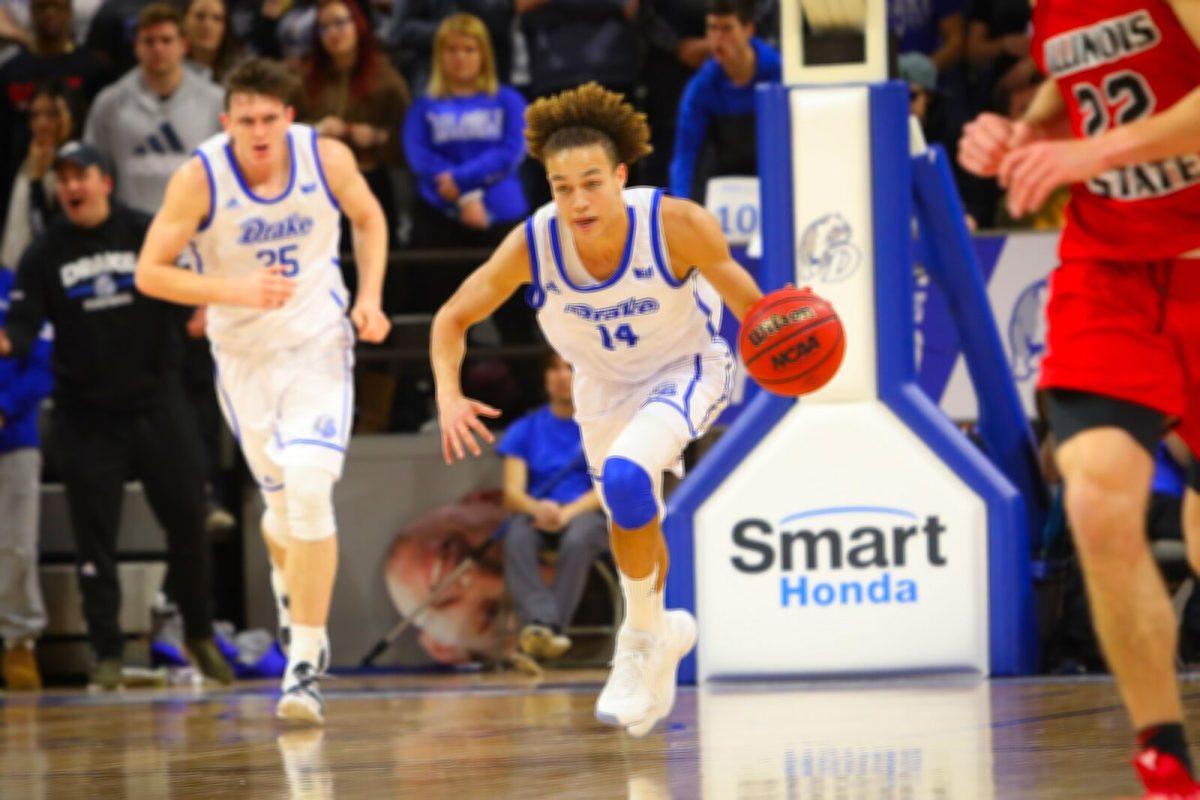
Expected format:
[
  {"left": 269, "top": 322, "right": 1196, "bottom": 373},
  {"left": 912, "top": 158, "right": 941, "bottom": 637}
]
[{"left": 0, "top": 142, "right": 231, "bottom": 690}]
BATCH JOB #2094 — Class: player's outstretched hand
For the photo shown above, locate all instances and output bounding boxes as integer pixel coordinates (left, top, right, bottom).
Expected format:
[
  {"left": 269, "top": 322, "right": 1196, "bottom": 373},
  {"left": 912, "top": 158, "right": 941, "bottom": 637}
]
[
  {"left": 350, "top": 302, "right": 391, "bottom": 343},
  {"left": 237, "top": 265, "right": 295, "bottom": 309},
  {"left": 999, "top": 138, "right": 1105, "bottom": 219},
  {"left": 437, "top": 393, "right": 501, "bottom": 464},
  {"left": 958, "top": 113, "right": 1035, "bottom": 177}
]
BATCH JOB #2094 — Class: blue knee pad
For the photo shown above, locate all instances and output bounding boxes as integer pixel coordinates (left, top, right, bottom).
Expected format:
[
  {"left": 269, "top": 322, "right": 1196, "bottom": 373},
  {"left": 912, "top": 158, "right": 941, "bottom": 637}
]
[{"left": 601, "top": 457, "right": 657, "bottom": 529}]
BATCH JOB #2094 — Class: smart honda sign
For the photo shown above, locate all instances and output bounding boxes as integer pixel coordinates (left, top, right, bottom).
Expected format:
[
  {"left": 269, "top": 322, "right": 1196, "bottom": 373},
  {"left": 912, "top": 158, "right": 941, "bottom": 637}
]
[
  {"left": 731, "top": 506, "right": 948, "bottom": 608},
  {"left": 692, "top": 403, "right": 991, "bottom": 680}
]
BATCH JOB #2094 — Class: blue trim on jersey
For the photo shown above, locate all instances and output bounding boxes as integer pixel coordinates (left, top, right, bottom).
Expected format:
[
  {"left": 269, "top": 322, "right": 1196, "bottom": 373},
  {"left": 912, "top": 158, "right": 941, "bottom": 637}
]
[
  {"left": 224, "top": 129, "right": 297, "bottom": 205},
  {"left": 683, "top": 355, "right": 701, "bottom": 433},
  {"left": 650, "top": 189, "right": 687, "bottom": 288},
  {"left": 189, "top": 242, "right": 204, "bottom": 275},
  {"left": 311, "top": 127, "right": 341, "bottom": 212},
  {"left": 260, "top": 482, "right": 285, "bottom": 493},
  {"left": 195, "top": 150, "right": 216, "bottom": 232},
  {"left": 548, "top": 206, "right": 636, "bottom": 292},
  {"left": 690, "top": 275, "right": 717, "bottom": 338},
  {"left": 523, "top": 216, "right": 545, "bottom": 309},
  {"left": 340, "top": 320, "right": 353, "bottom": 443},
  {"left": 329, "top": 289, "right": 346, "bottom": 309}
]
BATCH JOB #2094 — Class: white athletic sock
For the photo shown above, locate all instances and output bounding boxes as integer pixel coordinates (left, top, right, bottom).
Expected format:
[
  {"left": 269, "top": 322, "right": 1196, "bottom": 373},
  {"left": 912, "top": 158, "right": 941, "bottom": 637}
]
[
  {"left": 288, "top": 625, "right": 327, "bottom": 674},
  {"left": 620, "top": 570, "right": 665, "bottom": 636}
]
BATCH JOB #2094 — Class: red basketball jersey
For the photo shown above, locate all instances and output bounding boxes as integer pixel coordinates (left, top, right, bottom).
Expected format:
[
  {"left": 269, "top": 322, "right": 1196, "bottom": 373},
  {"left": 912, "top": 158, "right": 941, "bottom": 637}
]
[{"left": 1031, "top": 0, "right": 1200, "bottom": 260}]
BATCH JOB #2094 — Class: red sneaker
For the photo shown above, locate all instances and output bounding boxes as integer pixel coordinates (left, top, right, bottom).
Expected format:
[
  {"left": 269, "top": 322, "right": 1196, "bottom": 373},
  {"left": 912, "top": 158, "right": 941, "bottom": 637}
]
[{"left": 1135, "top": 748, "right": 1200, "bottom": 799}]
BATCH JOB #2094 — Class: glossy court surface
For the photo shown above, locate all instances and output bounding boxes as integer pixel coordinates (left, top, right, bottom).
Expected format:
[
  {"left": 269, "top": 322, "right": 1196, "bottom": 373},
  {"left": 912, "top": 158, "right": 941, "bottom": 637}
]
[{"left": 2, "top": 670, "right": 1196, "bottom": 799}]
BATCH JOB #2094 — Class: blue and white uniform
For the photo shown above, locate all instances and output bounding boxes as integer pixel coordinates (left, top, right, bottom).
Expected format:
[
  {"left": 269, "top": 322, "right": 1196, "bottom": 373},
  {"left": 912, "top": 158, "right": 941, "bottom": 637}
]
[
  {"left": 525, "top": 187, "right": 733, "bottom": 485},
  {"left": 189, "top": 123, "right": 354, "bottom": 482}
]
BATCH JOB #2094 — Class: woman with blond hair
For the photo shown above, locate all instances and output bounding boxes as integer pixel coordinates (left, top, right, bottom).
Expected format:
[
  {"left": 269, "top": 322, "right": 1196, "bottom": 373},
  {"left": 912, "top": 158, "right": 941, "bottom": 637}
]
[{"left": 403, "top": 13, "right": 526, "bottom": 252}]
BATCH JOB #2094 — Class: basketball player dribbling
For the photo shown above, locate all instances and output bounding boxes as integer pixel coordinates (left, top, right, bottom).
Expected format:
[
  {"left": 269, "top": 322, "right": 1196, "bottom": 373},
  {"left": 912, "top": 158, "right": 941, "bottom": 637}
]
[
  {"left": 961, "top": 0, "right": 1200, "bottom": 794},
  {"left": 431, "top": 83, "right": 763, "bottom": 736},
  {"left": 134, "top": 58, "right": 391, "bottom": 724}
]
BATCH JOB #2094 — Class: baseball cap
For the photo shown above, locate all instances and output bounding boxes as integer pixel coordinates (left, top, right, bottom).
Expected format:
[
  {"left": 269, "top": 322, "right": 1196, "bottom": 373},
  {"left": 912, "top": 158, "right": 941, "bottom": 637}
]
[
  {"left": 53, "top": 141, "right": 109, "bottom": 174},
  {"left": 898, "top": 52, "right": 937, "bottom": 94}
]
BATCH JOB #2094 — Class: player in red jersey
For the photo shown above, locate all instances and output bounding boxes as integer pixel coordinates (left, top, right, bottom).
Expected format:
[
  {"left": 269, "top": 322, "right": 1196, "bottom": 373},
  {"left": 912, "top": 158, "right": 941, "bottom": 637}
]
[{"left": 961, "top": 0, "right": 1200, "bottom": 796}]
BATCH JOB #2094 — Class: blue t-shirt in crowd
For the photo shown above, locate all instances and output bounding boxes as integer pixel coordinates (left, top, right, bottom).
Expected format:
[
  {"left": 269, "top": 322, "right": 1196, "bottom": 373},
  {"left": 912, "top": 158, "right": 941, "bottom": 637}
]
[
  {"left": 1151, "top": 443, "right": 1186, "bottom": 498},
  {"left": 0, "top": 268, "right": 52, "bottom": 454},
  {"left": 890, "top": 0, "right": 963, "bottom": 56},
  {"left": 669, "top": 37, "right": 782, "bottom": 200},
  {"left": 402, "top": 86, "right": 529, "bottom": 224},
  {"left": 495, "top": 405, "right": 592, "bottom": 505}
]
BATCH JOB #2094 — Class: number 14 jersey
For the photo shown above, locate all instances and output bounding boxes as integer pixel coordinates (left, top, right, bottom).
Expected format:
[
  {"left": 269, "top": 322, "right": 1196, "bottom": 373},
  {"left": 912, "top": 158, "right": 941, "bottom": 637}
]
[
  {"left": 189, "top": 124, "right": 348, "bottom": 354},
  {"left": 525, "top": 187, "right": 726, "bottom": 388},
  {"left": 1031, "top": 0, "right": 1200, "bottom": 260}
]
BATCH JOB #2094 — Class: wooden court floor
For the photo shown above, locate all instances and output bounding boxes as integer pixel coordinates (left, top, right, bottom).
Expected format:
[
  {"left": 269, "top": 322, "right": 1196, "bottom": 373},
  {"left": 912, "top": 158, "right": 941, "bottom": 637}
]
[{"left": 3, "top": 670, "right": 1199, "bottom": 799}]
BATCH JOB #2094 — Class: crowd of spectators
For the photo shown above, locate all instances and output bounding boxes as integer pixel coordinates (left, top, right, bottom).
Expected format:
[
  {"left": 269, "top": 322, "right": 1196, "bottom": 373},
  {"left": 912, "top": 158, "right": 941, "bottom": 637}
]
[
  {"left": 0, "top": 0, "right": 1047, "bottom": 309},
  {"left": 0, "top": 0, "right": 1066, "bottom": 687}
]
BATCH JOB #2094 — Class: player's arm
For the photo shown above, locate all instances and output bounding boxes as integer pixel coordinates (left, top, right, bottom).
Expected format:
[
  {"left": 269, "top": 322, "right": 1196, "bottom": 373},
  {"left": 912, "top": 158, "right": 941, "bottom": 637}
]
[
  {"left": 1082, "top": 0, "right": 1200, "bottom": 167},
  {"left": 660, "top": 195, "right": 762, "bottom": 322},
  {"left": 1002, "top": 1, "right": 1200, "bottom": 215},
  {"left": 430, "top": 225, "right": 531, "bottom": 463},
  {"left": 135, "top": 159, "right": 294, "bottom": 308},
  {"left": 959, "top": 79, "right": 1069, "bottom": 178},
  {"left": 317, "top": 137, "right": 391, "bottom": 343}
]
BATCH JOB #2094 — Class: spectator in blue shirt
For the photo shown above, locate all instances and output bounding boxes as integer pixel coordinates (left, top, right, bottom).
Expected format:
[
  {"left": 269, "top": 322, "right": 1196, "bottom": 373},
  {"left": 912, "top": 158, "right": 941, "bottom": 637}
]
[
  {"left": 497, "top": 352, "right": 608, "bottom": 663},
  {"left": 0, "top": 266, "right": 52, "bottom": 690},
  {"left": 668, "top": 0, "right": 781, "bottom": 202},
  {"left": 403, "top": 12, "right": 527, "bottom": 251}
]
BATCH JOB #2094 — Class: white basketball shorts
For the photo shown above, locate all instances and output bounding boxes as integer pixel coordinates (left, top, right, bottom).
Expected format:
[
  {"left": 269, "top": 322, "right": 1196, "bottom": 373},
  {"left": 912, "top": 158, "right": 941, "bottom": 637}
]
[
  {"left": 213, "top": 319, "right": 355, "bottom": 487},
  {"left": 574, "top": 338, "right": 734, "bottom": 484}
]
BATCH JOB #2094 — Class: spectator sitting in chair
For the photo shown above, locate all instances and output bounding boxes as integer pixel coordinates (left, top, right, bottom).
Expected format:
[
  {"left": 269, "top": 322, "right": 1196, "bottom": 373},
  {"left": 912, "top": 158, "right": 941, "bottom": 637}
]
[{"left": 497, "top": 351, "right": 608, "bottom": 663}]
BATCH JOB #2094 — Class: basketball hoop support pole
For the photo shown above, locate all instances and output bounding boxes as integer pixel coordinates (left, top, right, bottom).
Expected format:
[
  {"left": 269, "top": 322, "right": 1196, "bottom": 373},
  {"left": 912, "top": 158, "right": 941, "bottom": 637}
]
[{"left": 665, "top": 81, "right": 1040, "bottom": 685}]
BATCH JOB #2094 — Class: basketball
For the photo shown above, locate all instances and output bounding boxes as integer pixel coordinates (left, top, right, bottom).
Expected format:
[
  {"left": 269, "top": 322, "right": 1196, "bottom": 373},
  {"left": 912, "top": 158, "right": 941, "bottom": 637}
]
[{"left": 738, "top": 285, "right": 845, "bottom": 396}]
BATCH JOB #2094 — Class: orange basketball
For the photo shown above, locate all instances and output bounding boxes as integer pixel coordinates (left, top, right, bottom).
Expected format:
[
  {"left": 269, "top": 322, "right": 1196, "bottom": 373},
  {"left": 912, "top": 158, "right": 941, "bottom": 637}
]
[{"left": 738, "top": 285, "right": 845, "bottom": 397}]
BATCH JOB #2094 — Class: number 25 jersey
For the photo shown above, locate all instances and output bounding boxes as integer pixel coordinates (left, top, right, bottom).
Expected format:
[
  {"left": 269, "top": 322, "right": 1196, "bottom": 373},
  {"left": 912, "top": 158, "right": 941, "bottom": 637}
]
[
  {"left": 525, "top": 187, "right": 726, "bottom": 386},
  {"left": 188, "top": 124, "right": 348, "bottom": 353},
  {"left": 1031, "top": 0, "right": 1200, "bottom": 260}
]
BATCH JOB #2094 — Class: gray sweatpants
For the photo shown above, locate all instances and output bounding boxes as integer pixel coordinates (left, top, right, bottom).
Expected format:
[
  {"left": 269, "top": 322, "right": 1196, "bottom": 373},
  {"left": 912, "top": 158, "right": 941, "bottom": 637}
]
[
  {"left": 504, "top": 510, "right": 610, "bottom": 629},
  {"left": 0, "top": 448, "right": 45, "bottom": 644}
]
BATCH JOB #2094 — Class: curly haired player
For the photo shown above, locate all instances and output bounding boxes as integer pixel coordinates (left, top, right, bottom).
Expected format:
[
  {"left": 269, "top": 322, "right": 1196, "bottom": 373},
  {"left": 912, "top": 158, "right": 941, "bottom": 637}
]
[{"left": 431, "top": 82, "right": 762, "bottom": 736}]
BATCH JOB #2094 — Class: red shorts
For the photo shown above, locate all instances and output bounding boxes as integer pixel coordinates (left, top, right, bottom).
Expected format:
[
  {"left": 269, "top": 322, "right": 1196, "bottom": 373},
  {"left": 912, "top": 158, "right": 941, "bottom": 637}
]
[{"left": 1038, "top": 258, "right": 1200, "bottom": 456}]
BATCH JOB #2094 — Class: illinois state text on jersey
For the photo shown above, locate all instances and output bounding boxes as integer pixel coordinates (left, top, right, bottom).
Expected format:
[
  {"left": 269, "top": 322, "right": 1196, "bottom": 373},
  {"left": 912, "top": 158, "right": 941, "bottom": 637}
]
[{"left": 1031, "top": 0, "right": 1200, "bottom": 260}]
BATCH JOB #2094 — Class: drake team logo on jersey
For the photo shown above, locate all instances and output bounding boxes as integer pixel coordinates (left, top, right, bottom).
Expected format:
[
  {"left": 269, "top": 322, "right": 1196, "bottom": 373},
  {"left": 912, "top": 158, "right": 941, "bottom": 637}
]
[
  {"left": 238, "top": 213, "right": 315, "bottom": 246},
  {"left": 564, "top": 297, "right": 660, "bottom": 322},
  {"left": 798, "top": 213, "right": 861, "bottom": 283}
]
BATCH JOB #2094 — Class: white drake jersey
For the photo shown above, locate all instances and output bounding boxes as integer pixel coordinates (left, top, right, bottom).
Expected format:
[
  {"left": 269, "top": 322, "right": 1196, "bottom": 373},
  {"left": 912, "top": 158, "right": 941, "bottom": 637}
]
[
  {"left": 189, "top": 123, "right": 347, "bottom": 353},
  {"left": 525, "top": 187, "right": 725, "bottom": 387}
]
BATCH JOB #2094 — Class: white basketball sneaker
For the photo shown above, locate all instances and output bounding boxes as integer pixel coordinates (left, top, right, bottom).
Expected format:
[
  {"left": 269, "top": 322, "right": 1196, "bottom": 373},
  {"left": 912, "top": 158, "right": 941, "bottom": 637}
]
[
  {"left": 276, "top": 661, "right": 326, "bottom": 725},
  {"left": 595, "top": 609, "right": 698, "bottom": 737}
]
